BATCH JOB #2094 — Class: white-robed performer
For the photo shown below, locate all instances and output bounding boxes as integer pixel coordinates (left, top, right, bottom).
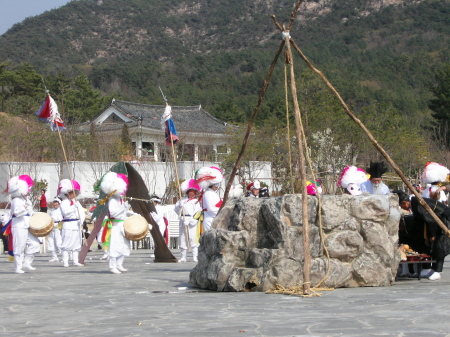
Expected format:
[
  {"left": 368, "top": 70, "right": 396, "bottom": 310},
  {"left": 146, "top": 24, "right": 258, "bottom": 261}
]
[
  {"left": 246, "top": 180, "right": 261, "bottom": 198},
  {"left": 58, "top": 179, "right": 85, "bottom": 267},
  {"left": 48, "top": 197, "right": 63, "bottom": 262},
  {"left": 360, "top": 161, "right": 390, "bottom": 195},
  {"left": 99, "top": 172, "right": 137, "bottom": 274},
  {"left": 150, "top": 195, "right": 166, "bottom": 237},
  {"left": 195, "top": 166, "right": 224, "bottom": 232},
  {"left": 7, "top": 175, "right": 40, "bottom": 274},
  {"left": 174, "top": 179, "right": 202, "bottom": 263},
  {"left": 337, "top": 165, "right": 368, "bottom": 196},
  {"left": 421, "top": 162, "right": 450, "bottom": 204},
  {"left": 419, "top": 162, "right": 450, "bottom": 280}
]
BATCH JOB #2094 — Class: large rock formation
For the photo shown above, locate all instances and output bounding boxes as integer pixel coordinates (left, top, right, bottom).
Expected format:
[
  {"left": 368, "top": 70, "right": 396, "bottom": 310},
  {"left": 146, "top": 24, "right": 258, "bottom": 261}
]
[{"left": 189, "top": 194, "right": 401, "bottom": 291}]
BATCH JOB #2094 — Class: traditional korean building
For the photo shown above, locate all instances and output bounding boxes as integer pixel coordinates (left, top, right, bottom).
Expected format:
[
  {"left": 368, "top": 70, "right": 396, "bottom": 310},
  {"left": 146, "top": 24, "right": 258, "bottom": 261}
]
[{"left": 75, "top": 99, "right": 234, "bottom": 162}]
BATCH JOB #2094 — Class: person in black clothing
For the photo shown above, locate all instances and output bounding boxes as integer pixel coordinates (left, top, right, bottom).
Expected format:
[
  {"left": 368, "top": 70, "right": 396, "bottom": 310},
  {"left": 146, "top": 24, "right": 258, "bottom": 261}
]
[
  {"left": 395, "top": 191, "right": 413, "bottom": 244},
  {"left": 410, "top": 197, "right": 450, "bottom": 280}
]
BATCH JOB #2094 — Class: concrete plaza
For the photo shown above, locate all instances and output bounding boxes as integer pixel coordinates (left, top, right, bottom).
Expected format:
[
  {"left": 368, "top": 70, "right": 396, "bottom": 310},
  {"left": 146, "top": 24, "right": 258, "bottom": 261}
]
[{"left": 1, "top": 249, "right": 450, "bottom": 337}]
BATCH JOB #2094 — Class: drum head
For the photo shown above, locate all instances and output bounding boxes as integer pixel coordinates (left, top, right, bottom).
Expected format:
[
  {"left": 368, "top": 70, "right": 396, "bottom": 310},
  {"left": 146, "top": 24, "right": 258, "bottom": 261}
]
[
  {"left": 29, "top": 212, "right": 54, "bottom": 237},
  {"left": 30, "top": 212, "right": 53, "bottom": 230},
  {"left": 124, "top": 214, "right": 148, "bottom": 234},
  {"left": 124, "top": 214, "right": 148, "bottom": 241}
]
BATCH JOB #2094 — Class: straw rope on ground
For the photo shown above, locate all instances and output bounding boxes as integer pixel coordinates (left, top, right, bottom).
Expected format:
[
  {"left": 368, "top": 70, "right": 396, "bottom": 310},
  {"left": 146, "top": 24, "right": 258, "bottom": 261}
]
[{"left": 266, "top": 283, "right": 335, "bottom": 297}]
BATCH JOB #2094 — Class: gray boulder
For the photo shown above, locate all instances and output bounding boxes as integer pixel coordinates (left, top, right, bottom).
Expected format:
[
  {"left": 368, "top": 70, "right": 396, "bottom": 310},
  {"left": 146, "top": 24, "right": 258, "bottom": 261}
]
[{"left": 190, "top": 194, "right": 401, "bottom": 291}]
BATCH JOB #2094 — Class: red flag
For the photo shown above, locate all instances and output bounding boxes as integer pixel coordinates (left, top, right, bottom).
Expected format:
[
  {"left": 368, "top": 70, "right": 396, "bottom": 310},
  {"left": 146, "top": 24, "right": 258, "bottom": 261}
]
[{"left": 36, "top": 93, "right": 65, "bottom": 131}]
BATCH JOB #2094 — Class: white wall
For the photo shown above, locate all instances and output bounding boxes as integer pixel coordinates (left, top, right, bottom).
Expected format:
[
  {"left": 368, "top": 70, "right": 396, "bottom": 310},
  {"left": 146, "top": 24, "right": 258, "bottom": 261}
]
[{"left": 0, "top": 161, "right": 273, "bottom": 203}]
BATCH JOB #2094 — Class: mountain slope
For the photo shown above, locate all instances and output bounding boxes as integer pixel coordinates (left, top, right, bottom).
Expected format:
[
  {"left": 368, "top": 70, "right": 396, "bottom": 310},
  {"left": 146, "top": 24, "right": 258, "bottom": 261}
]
[{"left": 0, "top": 0, "right": 449, "bottom": 125}]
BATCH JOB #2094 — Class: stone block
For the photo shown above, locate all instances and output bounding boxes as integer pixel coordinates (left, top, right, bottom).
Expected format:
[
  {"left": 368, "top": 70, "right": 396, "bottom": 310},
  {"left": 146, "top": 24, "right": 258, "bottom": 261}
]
[{"left": 190, "top": 194, "right": 401, "bottom": 292}]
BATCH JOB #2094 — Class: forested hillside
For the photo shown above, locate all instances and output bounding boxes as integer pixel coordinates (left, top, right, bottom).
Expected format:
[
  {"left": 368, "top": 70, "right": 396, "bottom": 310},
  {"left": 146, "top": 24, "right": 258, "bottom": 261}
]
[{"left": 0, "top": 0, "right": 449, "bottom": 182}]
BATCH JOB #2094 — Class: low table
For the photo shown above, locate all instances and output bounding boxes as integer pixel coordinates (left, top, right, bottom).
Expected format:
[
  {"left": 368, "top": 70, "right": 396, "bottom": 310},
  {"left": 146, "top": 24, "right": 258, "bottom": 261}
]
[{"left": 397, "top": 260, "right": 435, "bottom": 280}]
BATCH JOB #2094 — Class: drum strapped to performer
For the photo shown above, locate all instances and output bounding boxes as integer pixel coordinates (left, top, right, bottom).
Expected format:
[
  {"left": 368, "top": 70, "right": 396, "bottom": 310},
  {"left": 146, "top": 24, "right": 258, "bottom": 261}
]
[
  {"left": 29, "top": 212, "right": 54, "bottom": 237},
  {"left": 124, "top": 214, "right": 149, "bottom": 241}
]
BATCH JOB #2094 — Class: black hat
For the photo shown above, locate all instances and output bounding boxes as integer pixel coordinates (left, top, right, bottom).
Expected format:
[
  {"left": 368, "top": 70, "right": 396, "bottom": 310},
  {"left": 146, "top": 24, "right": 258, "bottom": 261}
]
[
  {"left": 393, "top": 190, "right": 409, "bottom": 203},
  {"left": 366, "top": 161, "right": 388, "bottom": 179}
]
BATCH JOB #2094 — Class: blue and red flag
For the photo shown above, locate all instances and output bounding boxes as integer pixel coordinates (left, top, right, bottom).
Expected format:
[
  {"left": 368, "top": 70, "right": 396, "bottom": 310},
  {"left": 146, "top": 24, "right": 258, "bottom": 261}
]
[
  {"left": 36, "top": 93, "right": 65, "bottom": 131},
  {"left": 1, "top": 218, "right": 11, "bottom": 236},
  {"left": 161, "top": 105, "right": 179, "bottom": 146}
]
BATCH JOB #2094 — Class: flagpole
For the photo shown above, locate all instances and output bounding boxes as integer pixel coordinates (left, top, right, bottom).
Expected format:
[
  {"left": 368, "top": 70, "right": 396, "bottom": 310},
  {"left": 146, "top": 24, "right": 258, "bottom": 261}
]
[
  {"left": 54, "top": 115, "right": 83, "bottom": 236},
  {"left": 159, "top": 94, "right": 190, "bottom": 251},
  {"left": 43, "top": 91, "right": 84, "bottom": 254},
  {"left": 169, "top": 121, "right": 190, "bottom": 251}
]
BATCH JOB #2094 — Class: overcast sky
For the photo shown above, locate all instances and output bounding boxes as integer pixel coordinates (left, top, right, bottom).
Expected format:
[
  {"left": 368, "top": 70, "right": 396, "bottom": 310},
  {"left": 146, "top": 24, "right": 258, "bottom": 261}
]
[{"left": 0, "top": 0, "right": 73, "bottom": 35}]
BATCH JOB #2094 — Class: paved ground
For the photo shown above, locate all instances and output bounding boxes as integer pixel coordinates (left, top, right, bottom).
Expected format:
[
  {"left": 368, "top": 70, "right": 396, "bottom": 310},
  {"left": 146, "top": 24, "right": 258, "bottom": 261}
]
[{"left": 1, "top": 249, "right": 450, "bottom": 337}]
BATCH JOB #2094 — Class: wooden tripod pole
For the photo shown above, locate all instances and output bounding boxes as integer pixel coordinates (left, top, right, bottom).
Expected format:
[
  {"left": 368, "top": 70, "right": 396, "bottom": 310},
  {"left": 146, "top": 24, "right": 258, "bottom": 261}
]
[
  {"left": 289, "top": 38, "right": 450, "bottom": 238},
  {"left": 284, "top": 33, "right": 311, "bottom": 295},
  {"left": 284, "top": 62, "right": 295, "bottom": 194},
  {"left": 221, "top": 40, "right": 285, "bottom": 209}
]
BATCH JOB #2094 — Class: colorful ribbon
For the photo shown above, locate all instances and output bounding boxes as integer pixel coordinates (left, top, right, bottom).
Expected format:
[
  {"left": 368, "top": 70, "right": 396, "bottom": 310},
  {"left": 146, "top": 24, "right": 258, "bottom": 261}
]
[
  {"left": 193, "top": 211, "right": 204, "bottom": 245},
  {"left": 101, "top": 218, "right": 124, "bottom": 250}
]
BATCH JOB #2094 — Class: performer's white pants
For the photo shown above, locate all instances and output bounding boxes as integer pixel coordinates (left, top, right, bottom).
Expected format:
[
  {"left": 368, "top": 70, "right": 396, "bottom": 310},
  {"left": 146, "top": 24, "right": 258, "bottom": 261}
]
[
  {"left": 12, "top": 226, "right": 40, "bottom": 257},
  {"left": 47, "top": 228, "right": 62, "bottom": 258},
  {"left": 202, "top": 217, "right": 214, "bottom": 231},
  {"left": 179, "top": 223, "right": 199, "bottom": 250},
  {"left": 109, "top": 255, "right": 125, "bottom": 270}
]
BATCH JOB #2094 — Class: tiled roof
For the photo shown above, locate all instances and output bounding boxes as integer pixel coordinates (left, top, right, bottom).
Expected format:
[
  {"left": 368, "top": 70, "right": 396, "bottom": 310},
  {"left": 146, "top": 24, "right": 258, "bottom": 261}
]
[{"left": 89, "top": 99, "right": 232, "bottom": 134}]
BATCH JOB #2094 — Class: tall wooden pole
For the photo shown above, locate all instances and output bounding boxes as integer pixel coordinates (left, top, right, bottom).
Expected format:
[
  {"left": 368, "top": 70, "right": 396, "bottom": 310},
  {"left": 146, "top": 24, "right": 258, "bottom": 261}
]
[
  {"left": 169, "top": 124, "right": 190, "bottom": 250},
  {"left": 284, "top": 33, "right": 311, "bottom": 295},
  {"left": 284, "top": 62, "right": 295, "bottom": 194}
]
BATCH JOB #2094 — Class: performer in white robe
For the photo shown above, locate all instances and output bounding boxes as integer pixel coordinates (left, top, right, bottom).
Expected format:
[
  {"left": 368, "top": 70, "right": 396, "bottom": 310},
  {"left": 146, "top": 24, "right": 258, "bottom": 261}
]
[
  {"left": 246, "top": 181, "right": 261, "bottom": 198},
  {"left": 202, "top": 185, "right": 222, "bottom": 231},
  {"left": 150, "top": 196, "right": 166, "bottom": 237},
  {"left": 99, "top": 172, "right": 139, "bottom": 274},
  {"left": 48, "top": 197, "right": 63, "bottom": 262},
  {"left": 7, "top": 175, "right": 40, "bottom": 274},
  {"left": 419, "top": 162, "right": 450, "bottom": 280},
  {"left": 337, "top": 166, "right": 368, "bottom": 196},
  {"left": 421, "top": 162, "right": 450, "bottom": 205},
  {"left": 174, "top": 179, "right": 202, "bottom": 262},
  {"left": 58, "top": 179, "right": 85, "bottom": 267},
  {"left": 360, "top": 161, "right": 390, "bottom": 195},
  {"left": 195, "top": 166, "right": 224, "bottom": 232}
]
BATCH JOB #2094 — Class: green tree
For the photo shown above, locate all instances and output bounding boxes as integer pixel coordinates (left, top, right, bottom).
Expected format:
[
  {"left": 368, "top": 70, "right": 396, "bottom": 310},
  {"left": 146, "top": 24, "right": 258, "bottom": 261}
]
[
  {"left": 0, "top": 61, "right": 42, "bottom": 114},
  {"left": 429, "top": 64, "right": 450, "bottom": 149},
  {"left": 0, "top": 61, "right": 14, "bottom": 112},
  {"left": 65, "top": 74, "right": 105, "bottom": 123}
]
